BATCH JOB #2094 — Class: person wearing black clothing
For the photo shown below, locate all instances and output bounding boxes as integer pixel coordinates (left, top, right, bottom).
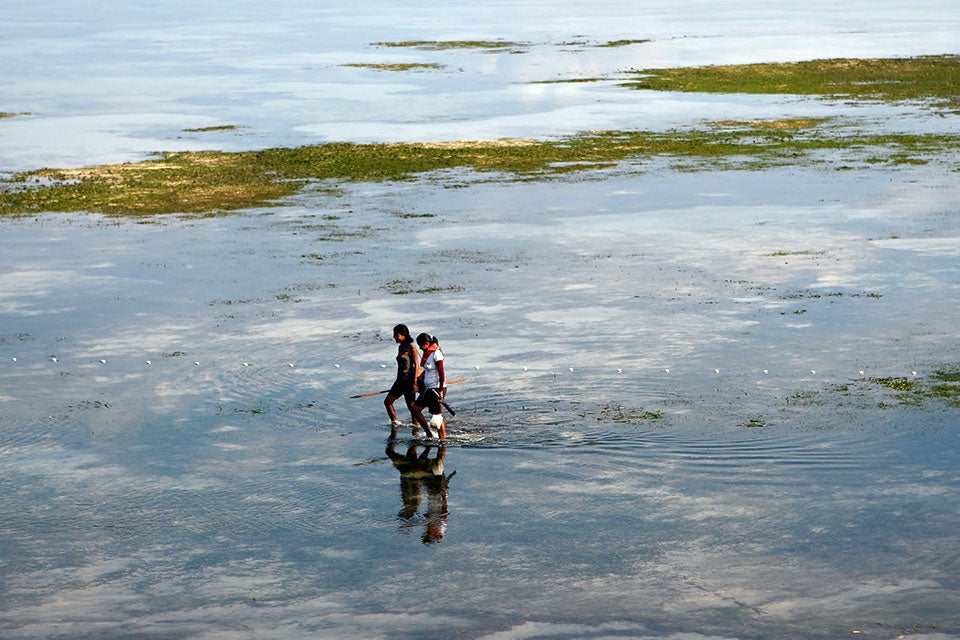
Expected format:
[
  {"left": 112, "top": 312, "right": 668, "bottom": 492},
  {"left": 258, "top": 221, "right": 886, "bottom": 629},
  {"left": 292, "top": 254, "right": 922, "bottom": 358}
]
[{"left": 385, "top": 324, "right": 433, "bottom": 438}]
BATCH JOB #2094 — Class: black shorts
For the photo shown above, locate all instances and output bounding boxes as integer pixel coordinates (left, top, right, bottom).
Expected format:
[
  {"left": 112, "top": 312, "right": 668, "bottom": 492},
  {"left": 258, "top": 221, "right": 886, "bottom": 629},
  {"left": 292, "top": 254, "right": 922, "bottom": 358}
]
[
  {"left": 388, "top": 379, "right": 417, "bottom": 404},
  {"left": 415, "top": 388, "right": 443, "bottom": 414}
]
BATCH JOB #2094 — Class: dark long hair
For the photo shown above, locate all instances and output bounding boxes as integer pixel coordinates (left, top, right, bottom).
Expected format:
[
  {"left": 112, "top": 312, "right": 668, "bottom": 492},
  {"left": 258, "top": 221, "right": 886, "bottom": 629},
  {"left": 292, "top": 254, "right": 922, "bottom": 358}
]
[
  {"left": 416, "top": 332, "right": 440, "bottom": 349},
  {"left": 394, "top": 323, "right": 414, "bottom": 344}
]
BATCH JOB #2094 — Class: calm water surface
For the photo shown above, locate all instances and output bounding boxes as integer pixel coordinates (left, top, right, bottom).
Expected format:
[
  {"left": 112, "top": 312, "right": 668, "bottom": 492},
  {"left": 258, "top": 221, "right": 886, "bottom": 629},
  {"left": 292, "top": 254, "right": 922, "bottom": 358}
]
[{"left": 2, "top": 167, "right": 959, "bottom": 639}]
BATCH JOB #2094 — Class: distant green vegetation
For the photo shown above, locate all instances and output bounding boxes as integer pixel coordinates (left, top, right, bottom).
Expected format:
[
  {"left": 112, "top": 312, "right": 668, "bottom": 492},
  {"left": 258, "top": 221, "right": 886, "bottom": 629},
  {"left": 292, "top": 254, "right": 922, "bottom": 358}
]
[
  {"left": 3, "top": 121, "right": 959, "bottom": 216},
  {"left": 789, "top": 367, "right": 960, "bottom": 410},
  {"left": 344, "top": 62, "right": 445, "bottom": 72},
  {"left": 382, "top": 279, "right": 464, "bottom": 295},
  {"left": 600, "top": 39, "right": 651, "bottom": 48},
  {"left": 4, "top": 55, "right": 959, "bottom": 217},
  {"left": 373, "top": 40, "right": 527, "bottom": 52},
  {"left": 183, "top": 125, "right": 239, "bottom": 133},
  {"left": 623, "top": 55, "right": 960, "bottom": 106},
  {"left": 1, "top": 112, "right": 30, "bottom": 119}
]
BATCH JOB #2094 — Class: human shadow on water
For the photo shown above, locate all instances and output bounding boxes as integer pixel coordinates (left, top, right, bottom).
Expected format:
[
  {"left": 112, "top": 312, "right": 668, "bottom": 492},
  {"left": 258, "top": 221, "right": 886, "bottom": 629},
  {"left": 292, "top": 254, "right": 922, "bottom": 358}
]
[{"left": 385, "top": 441, "right": 455, "bottom": 545}]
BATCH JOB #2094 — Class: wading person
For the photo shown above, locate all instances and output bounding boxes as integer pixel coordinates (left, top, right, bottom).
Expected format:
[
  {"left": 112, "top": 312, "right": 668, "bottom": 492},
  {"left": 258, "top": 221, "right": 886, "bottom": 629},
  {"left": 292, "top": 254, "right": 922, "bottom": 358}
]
[
  {"left": 413, "top": 332, "right": 446, "bottom": 440},
  {"left": 385, "top": 324, "right": 432, "bottom": 439}
]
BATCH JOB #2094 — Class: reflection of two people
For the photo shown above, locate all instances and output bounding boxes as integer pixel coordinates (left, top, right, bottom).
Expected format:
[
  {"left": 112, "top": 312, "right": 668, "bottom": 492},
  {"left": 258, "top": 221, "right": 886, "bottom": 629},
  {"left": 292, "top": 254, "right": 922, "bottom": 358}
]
[{"left": 385, "top": 441, "right": 454, "bottom": 545}]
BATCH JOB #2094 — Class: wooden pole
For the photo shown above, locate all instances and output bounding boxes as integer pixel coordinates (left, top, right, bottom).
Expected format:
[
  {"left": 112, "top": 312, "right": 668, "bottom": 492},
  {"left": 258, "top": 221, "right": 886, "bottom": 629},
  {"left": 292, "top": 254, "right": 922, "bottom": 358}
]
[{"left": 349, "top": 377, "right": 467, "bottom": 399}]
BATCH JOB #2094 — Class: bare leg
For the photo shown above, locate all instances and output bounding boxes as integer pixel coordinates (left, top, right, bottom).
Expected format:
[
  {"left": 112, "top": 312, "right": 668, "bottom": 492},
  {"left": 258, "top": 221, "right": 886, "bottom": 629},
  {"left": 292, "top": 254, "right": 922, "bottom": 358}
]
[
  {"left": 409, "top": 401, "right": 433, "bottom": 438},
  {"left": 385, "top": 394, "right": 403, "bottom": 438}
]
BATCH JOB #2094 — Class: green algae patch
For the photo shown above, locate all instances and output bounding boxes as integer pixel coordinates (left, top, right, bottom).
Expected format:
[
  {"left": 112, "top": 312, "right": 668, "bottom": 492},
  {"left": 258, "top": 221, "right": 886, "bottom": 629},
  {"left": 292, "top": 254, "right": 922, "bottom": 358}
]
[
  {"left": 599, "top": 39, "right": 652, "bottom": 48},
  {"left": 343, "top": 62, "right": 445, "bottom": 72},
  {"left": 382, "top": 279, "right": 464, "bottom": 295},
  {"left": 869, "top": 377, "right": 917, "bottom": 392},
  {"left": 712, "top": 118, "right": 829, "bottom": 131},
  {"left": 0, "top": 152, "right": 300, "bottom": 217},
  {"left": 4, "top": 125, "right": 960, "bottom": 217},
  {"left": 787, "top": 368, "right": 960, "bottom": 411},
  {"left": 183, "top": 125, "right": 239, "bottom": 133},
  {"left": 593, "top": 404, "right": 663, "bottom": 422},
  {"left": 624, "top": 55, "right": 960, "bottom": 106},
  {"left": 865, "top": 371, "right": 960, "bottom": 408},
  {"left": 373, "top": 40, "right": 528, "bottom": 52}
]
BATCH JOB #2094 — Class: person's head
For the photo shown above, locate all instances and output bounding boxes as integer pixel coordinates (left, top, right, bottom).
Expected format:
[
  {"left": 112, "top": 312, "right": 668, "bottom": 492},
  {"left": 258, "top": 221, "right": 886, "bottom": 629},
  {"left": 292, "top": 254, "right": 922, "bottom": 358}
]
[
  {"left": 416, "top": 332, "right": 439, "bottom": 348},
  {"left": 393, "top": 323, "right": 412, "bottom": 344}
]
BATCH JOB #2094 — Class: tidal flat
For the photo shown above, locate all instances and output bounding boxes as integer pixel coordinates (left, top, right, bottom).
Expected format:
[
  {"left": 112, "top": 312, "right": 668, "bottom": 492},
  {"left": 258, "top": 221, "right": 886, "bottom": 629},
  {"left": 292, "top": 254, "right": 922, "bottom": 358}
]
[{"left": 2, "top": 2, "right": 960, "bottom": 639}]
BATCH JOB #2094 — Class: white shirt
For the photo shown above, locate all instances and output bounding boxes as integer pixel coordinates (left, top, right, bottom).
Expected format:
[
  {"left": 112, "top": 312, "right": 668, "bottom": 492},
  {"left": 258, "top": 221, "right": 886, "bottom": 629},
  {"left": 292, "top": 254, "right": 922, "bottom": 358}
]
[{"left": 422, "top": 349, "right": 444, "bottom": 389}]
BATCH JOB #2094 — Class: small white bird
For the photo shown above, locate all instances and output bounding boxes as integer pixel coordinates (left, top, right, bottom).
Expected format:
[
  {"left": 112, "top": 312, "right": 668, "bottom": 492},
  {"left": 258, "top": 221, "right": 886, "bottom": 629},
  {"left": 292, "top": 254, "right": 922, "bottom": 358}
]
[
  {"left": 145, "top": 360, "right": 152, "bottom": 365},
  {"left": 334, "top": 364, "right": 340, "bottom": 368},
  {"left": 242, "top": 362, "right": 250, "bottom": 367},
  {"left": 569, "top": 367, "right": 574, "bottom": 372},
  {"left": 664, "top": 368, "right": 670, "bottom": 373},
  {"left": 617, "top": 368, "right": 622, "bottom": 373},
  {"left": 99, "top": 359, "right": 107, "bottom": 364},
  {"left": 195, "top": 362, "right": 201, "bottom": 366},
  {"left": 763, "top": 369, "right": 769, "bottom": 374},
  {"left": 811, "top": 370, "right": 816, "bottom": 375},
  {"left": 50, "top": 356, "right": 58, "bottom": 363},
  {"left": 714, "top": 368, "right": 720, "bottom": 374},
  {"left": 11, "top": 357, "right": 17, "bottom": 362}
]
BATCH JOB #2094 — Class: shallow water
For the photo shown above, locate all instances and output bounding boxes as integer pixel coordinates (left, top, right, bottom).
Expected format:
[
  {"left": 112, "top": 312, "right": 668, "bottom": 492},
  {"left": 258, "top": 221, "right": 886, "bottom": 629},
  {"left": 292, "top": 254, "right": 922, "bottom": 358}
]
[
  {"left": 3, "top": 164, "right": 959, "bottom": 639},
  {"left": 3, "top": 1, "right": 960, "bottom": 639}
]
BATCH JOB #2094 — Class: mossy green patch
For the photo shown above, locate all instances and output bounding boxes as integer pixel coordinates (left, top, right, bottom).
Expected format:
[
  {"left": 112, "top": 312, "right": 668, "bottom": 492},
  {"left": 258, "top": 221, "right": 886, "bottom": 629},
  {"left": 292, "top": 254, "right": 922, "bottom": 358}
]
[
  {"left": 343, "top": 62, "right": 445, "bottom": 72},
  {"left": 869, "top": 377, "right": 916, "bottom": 392},
  {"left": 373, "top": 40, "right": 527, "bottom": 52},
  {"left": 764, "top": 250, "right": 827, "bottom": 257},
  {"left": 932, "top": 367, "right": 960, "bottom": 383},
  {"left": 789, "top": 369, "right": 960, "bottom": 411},
  {"left": 594, "top": 404, "right": 662, "bottom": 422},
  {"left": 599, "top": 39, "right": 651, "bottom": 48},
  {"left": 183, "top": 125, "right": 239, "bottom": 133},
  {"left": 3, "top": 123, "right": 960, "bottom": 217},
  {"left": 381, "top": 279, "right": 463, "bottom": 295},
  {"left": 863, "top": 372, "right": 960, "bottom": 408},
  {"left": 623, "top": 55, "right": 960, "bottom": 107}
]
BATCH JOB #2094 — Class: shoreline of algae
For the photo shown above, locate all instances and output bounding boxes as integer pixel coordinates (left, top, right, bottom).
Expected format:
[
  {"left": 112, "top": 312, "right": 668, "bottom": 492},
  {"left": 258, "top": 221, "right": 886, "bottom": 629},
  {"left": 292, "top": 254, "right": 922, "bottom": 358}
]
[
  {"left": 3, "top": 123, "right": 958, "bottom": 217},
  {"left": 2, "top": 55, "right": 959, "bottom": 217},
  {"left": 622, "top": 54, "right": 960, "bottom": 107}
]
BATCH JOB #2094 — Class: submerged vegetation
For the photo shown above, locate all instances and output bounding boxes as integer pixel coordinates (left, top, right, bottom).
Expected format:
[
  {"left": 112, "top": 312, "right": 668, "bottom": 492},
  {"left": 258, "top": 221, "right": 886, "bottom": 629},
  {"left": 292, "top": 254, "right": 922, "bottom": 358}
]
[
  {"left": 599, "top": 39, "right": 651, "bottom": 48},
  {"left": 381, "top": 279, "right": 464, "bottom": 295},
  {"left": 183, "top": 125, "right": 239, "bottom": 133},
  {"left": 868, "top": 370, "right": 960, "bottom": 408},
  {"left": 373, "top": 40, "right": 527, "bottom": 52},
  {"left": 623, "top": 55, "right": 960, "bottom": 107},
  {"left": 2, "top": 123, "right": 959, "bottom": 216},
  {"left": 3, "top": 55, "right": 959, "bottom": 217},
  {"left": 794, "top": 368, "right": 960, "bottom": 409},
  {"left": 343, "top": 62, "right": 445, "bottom": 72}
]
